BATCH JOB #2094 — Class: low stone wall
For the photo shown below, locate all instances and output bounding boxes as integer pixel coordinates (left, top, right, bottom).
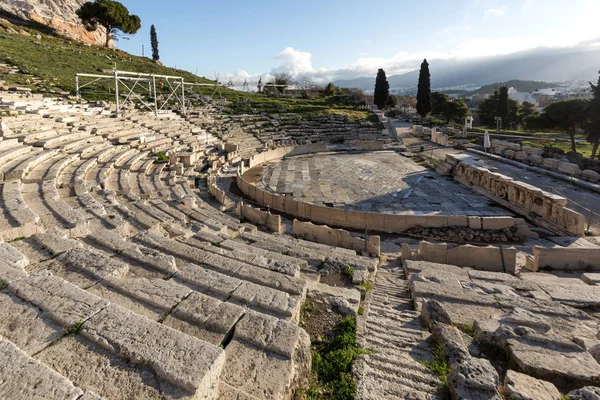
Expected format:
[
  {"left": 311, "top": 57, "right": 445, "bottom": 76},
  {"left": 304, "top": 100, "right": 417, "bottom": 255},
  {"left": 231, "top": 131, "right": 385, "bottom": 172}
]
[
  {"left": 207, "top": 174, "right": 234, "bottom": 209},
  {"left": 238, "top": 171, "right": 519, "bottom": 235},
  {"left": 525, "top": 246, "right": 600, "bottom": 271},
  {"left": 402, "top": 240, "right": 517, "bottom": 274},
  {"left": 238, "top": 203, "right": 284, "bottom": 233},
  {"left": 453, "top": 160, "right": 586, "bottom": 235},
  {"left": 355, "top": 140, "right": 384, "bottom": 151},
  {"left": 247, "top": 143, "right": 328, "bottom": 169},
  {"left": 293, "top": 219, "right": 380, "bottom": 257},
  {"left": 491, "top": 139, "right": 600, "bottom": 182}
]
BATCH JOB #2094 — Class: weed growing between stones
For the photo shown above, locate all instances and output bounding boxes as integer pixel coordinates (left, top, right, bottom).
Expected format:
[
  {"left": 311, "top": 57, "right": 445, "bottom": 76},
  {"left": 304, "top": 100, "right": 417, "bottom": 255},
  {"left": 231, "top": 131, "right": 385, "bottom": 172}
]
[
  {"left": 359, "top": 281, "right": 371, "bottom": 301},
  {"left": 65, "top": 320, "right": 84, "bottom": 335},
  {"left": 420, "top": 342, "right": 451, "bottom": 384},
  {"left": 150, "top": 152, "right": 168, "bottom": 163},
  {"left": 298, "top": 316, "right": 367, "bottom": 400},
  {"left": 301, "top": 300, "right": 314, "bottom": 321},
  {"left": 341, "top": 266, "right": 354, "bottom": 279},
  {"left": 457, "top": 323, "right": 477, "bottom": 338}
]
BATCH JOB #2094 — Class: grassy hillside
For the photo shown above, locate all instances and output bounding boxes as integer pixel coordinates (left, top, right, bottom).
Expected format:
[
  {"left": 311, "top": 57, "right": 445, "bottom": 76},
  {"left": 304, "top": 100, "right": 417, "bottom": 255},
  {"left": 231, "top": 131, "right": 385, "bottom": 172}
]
[
  {"left": 0, "top": 20, "right": 213, "bottom": 93},
  {"left": 0, "top": 20, "right": 369, "bottom": 119}
]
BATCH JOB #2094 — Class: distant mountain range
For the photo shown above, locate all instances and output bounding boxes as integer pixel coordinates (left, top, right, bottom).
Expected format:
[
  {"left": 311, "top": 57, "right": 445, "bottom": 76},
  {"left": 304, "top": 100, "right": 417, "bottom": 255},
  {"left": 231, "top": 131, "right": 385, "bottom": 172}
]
[{"left": 333, "top": 47, "right": 600, "bottom": 91}]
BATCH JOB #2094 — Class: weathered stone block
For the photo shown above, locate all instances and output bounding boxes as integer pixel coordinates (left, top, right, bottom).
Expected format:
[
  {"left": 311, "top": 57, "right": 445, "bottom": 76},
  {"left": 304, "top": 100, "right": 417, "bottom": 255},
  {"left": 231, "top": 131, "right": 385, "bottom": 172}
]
[
  {"left": 0, "top": 337, "right": 83, "bottom": 400},
  {"left": 481, "top": 216, "right": 515, "bottom": 230},
  {"left": 503, "top": 369, "right": 561, "bottom": 400},
  {"left": 418, "top": 241, "right": 448, "bottom": 264},
  {"left": 468, "top": 216, "right": 482, "bottom": 230},
  {"left": 528, "top": 154, "right": 544, "bottom": 165},
  {"left": 582, "top": 169, "right": 600, "bottom": 182},
  {"left": 557, "top": 161, "right": 581, "bottom": 176},
  {"left": 514, "top": 151, "right": 529, "bottom": 162},
  {"left": 542, "top": 158, "right": 560, "bottom": 170}
]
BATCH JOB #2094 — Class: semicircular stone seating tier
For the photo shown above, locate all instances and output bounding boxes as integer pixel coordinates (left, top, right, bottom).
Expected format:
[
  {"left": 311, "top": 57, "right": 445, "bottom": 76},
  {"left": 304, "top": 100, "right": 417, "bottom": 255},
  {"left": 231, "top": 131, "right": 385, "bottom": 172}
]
[{"left": 0, "top": 92, "right": 383, "bottom": 400}]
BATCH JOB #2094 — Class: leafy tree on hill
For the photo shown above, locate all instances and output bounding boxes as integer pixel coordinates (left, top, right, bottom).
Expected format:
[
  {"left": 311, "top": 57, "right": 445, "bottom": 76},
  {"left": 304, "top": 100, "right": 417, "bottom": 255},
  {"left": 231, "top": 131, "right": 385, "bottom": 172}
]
[
  {"left": 517, "top": 101, "right": 538, "bottom": 124},
  {"left": 373, "top": 68, "right": 389, "bottom": 110},
  {"left": 324, "top": 82, "right": 336, "bottom": 96},
  {"left": 386, "top": 94, "right": 398, "bottom": 109},
  {"left": 273, "top": 72, "right": 292, "bottom": 94},
  {"left": 431, "top": 91, "right": 450, "bottom": 115},
  {"left": 442, "top": 99, "right": 470, "bottom": 124},
  {"left": 77, "top": 0, "right": 141, "bottom": 47},
  {"left": 587, "top": 72, "right": 600, "bottom": 159},
  {"left": 416, "top": 59, "right": 431, "bottom": 118},
  {"left": 544, "top": 99, "right": 589, "bottom": 152},
  {"left": 523, "top": 113, "right": 554, "bottom": 132},
  {"left": 150, "top": 24, "right": 159, "bottom": 61},
  {"left": 477, "top": 87, "right": 520, "bottom": 128}
]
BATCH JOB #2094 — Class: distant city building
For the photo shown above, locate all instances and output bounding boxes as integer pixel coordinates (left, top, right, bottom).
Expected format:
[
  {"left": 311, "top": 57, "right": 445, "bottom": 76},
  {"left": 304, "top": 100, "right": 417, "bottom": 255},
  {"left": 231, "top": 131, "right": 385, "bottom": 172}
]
[{"left": 508, "top": 88, "right": 538, "bottom": 106}]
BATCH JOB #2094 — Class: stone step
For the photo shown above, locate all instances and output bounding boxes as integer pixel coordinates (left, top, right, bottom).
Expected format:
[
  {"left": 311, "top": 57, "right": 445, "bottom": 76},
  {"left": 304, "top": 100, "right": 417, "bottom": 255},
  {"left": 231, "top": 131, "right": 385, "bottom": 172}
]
[
  {"left": 0, "top": 270, "right": 226, "bottom": 399},
  {"left": 174, "top": 262, "right": 301, "bottom": 321},
  {"left": 0, "top": 336, "right": 85, "bottom": 400},
  {"left": 182, "top": 236, "right": 303, "bottom": 277},
  {"left": 355, "top": 356, "right": 442, "bottom": 400},
  {"left": 134, "top": 231, "right": 306, "bottom": 296}
]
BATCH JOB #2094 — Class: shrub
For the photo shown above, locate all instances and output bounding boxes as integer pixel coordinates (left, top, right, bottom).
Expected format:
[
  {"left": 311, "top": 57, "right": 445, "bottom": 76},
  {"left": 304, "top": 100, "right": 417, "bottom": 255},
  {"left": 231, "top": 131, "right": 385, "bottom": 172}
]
[{"left": 309, "top": 316, "right": 368, "bottom": 399}]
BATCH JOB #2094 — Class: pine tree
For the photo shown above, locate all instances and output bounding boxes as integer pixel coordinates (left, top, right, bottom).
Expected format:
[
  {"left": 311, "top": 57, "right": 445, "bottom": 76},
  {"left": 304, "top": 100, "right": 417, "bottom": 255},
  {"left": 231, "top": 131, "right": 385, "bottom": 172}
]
[
  {"left": 77, "top": 0, "right": 141, "bottom": 48},
  {"left": 150, "top": 24, "right": 159, "bottom": 61},
  {"left": 373, "top": 69, "right": 389, "bottom": 110},
  {"left": 416, "top": 59, "right": 431, "bottom": 118}
]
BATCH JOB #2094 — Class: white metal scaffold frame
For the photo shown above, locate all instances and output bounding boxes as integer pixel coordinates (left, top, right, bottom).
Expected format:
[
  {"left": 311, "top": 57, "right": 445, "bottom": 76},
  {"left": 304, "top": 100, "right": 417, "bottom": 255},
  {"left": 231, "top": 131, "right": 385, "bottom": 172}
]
[{"left": 75, "top": 68, "right": 289, "bottom": 117}]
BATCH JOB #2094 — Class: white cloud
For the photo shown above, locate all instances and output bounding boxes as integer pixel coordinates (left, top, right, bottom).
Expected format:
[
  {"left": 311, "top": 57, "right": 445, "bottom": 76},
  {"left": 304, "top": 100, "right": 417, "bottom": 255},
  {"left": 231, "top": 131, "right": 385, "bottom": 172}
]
[
  {"left": 271, "top": 47, "right": 314, "bottom": 76},
  {"left": 224, "top": 35, "right": 600, "bottom": 86},
  {"left": 484, "top": 8, "right": 505, "bottom": 16}
]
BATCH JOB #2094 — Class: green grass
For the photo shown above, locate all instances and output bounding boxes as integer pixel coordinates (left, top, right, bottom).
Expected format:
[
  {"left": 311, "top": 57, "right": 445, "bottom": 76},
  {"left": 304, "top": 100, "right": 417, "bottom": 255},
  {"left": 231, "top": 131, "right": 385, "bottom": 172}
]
[
  {"left": 303, "top": 316, "right": 369, "bottom": 400},
  {"left": 420, "top": 342, "right": 451, "bottom": 384},
  {"left": 149, "top": 151, "right": 168, "bottom": 163},
  {"left": 360, "top": 281, "right": 371, "bottom": 292},
  {"left": 457, "top": 323, "right": 477, "bottom": 338},
  {"left": 521, "top": 139, "right": 594, "bottom": 158},
  {"left": 0, "top": 20, "right": 378, "bottom": 123},
  {"left": 0, "top": 22, "right": 213, "bottom": 96},
  {"left": 0, "top": 21, "right": 380, "bottom": 119}
]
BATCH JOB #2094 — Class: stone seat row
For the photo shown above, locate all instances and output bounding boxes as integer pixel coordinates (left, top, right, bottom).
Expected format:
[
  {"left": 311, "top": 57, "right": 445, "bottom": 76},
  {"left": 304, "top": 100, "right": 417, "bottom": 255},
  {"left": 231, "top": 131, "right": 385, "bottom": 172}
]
[{"left": 0, "top": 235, "right": 310, "bottom": 399}]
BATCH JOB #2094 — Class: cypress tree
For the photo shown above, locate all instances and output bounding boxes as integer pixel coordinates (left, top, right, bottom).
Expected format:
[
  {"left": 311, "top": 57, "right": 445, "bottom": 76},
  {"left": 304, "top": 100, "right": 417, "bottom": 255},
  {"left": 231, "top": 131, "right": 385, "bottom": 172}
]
[
  {"left": 373, "top": 68, "right": 389, "bottom": 110},
  {"left": 150, "top": 24, "right": 159, "bottom": 61},
  {"left": 497, "top": 86, "right": 509, "bottom": 122},
  {"left": 588, "top": 72, "right": 600, "bottom": 159},
  {"left": 416, "top": 59, "right": 431, "bottom": 118}
]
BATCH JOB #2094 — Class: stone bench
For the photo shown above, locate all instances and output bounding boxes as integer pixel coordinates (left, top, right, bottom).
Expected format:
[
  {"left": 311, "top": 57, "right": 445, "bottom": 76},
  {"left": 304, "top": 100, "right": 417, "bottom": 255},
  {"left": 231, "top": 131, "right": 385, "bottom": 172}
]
[{"left": 1, "top": 272, "right": 226, "bottom": 399}]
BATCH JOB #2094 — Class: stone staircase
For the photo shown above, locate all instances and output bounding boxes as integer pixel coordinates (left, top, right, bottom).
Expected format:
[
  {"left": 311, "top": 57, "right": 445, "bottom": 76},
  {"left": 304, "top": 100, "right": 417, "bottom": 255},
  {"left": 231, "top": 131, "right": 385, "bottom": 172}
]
[{"left": 354, "top": 261, "right": 443, "bottom": 399}]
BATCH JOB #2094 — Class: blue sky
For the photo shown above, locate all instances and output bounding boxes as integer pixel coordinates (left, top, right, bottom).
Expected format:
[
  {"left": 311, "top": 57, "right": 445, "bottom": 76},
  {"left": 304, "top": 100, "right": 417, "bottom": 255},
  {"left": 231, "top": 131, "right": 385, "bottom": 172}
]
[{"left": 118, "top": 0, "right": 600, "bottom": 83}]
